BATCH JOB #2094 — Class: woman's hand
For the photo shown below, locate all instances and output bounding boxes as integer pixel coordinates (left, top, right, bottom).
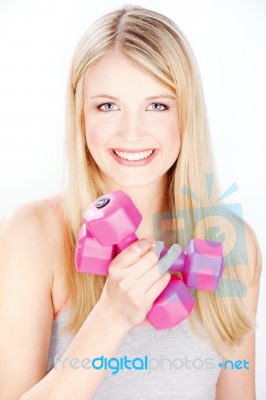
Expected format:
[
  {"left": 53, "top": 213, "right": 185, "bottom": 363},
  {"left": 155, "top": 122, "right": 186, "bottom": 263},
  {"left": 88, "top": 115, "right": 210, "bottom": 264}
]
[{"left": 98, "top": 238, "right": 176, "bottom": 332}]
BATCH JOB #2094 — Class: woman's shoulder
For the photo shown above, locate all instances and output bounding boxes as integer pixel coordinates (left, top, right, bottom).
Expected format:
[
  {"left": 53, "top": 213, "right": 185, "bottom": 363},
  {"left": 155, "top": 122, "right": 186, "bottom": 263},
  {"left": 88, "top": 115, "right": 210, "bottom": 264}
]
[
  {"left": 0, "top": 193, "right": 69, "bottom": 313},
  {"left": 0, "top": 194, "right": 66, "bottom": 282},
  {"left": 0, "top": 193, "right": 65, "bottom": 250}
]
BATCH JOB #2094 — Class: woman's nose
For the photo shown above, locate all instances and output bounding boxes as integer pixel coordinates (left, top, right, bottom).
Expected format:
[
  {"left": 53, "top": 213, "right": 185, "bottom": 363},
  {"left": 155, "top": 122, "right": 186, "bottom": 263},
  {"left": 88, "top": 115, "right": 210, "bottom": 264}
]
[{"left": 118, "top": 112, "right": 145, "bottom": 142}]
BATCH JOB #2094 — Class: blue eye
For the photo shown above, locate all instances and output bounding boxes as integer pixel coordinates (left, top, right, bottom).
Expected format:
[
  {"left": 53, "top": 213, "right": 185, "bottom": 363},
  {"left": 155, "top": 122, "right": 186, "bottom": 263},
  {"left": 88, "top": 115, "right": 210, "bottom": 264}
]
[
  {"left": 148, "top": 103, "right": 169, "bottom": 111},
  {"left": 97, "top": 102, "right": 117, "bottom": 111},
  {"left": 96, "top": 102, "right": 169, "bottom": 112}
]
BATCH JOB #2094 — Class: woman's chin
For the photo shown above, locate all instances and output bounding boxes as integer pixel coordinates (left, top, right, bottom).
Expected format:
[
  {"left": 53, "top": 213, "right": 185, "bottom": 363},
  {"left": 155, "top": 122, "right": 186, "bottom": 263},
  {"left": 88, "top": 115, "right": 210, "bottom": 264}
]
[{"left": 108, "top": 177, "right": 156, "bottom": 189}]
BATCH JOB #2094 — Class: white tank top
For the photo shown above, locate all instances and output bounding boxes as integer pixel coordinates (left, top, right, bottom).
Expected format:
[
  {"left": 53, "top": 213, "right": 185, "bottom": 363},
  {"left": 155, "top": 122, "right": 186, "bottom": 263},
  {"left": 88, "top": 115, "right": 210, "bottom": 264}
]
[{"left": 47, "top": 306, "right": 223, "bottom": 399}]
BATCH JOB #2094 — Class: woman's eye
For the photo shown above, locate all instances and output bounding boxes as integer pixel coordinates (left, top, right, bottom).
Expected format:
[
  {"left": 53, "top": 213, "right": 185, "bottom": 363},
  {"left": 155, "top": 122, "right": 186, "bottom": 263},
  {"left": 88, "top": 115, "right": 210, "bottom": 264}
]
[
  {"left": 97, "top": 102, "right": 169, "bottom": 112},
  {"left": 97, "top": 102, "right": 118, "bottom": 111},
  {"left": 148, "top": 103, "right": 169, "bottom": 111}
]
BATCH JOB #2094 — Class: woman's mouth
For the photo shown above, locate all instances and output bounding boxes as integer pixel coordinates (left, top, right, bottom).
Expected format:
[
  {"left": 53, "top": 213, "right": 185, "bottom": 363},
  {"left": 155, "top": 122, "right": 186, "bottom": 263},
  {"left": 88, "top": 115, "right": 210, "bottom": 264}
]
[
  {"left": 113, "top": 149, "right": 154, "bottom": 160},
  {"left": 109, "top": 148, "right": 158, "bottom": 167}
]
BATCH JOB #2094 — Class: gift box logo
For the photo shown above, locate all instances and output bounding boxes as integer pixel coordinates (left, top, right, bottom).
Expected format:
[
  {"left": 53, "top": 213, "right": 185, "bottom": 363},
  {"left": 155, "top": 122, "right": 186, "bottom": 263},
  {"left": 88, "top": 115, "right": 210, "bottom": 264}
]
[{"left": 152, "top": 173, "right": 248, "bottom": 298}]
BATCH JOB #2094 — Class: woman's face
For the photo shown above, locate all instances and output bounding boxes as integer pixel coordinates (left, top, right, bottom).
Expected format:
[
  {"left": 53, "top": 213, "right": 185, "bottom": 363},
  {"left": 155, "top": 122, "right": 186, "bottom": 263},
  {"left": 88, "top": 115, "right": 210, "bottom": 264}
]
[{"left": 83, "top": 52, "right": 180, "bottom": 188}]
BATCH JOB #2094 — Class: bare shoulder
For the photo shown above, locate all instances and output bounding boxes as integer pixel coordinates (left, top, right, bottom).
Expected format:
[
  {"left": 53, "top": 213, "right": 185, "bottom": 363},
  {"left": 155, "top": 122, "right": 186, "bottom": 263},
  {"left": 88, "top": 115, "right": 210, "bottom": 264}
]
[
  {"left": 0, "top": 193, "right": 69, "bottom": 313},
  {"left": 0, "top": 194, "right": 63, "bottom": 275}
]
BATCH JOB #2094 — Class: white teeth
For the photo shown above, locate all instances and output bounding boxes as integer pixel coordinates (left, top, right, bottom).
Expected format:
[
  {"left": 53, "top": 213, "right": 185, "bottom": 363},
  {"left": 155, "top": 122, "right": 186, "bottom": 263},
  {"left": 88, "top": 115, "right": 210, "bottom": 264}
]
[{"left": 113, "top": 149, "right": 154, "bottom": 160}]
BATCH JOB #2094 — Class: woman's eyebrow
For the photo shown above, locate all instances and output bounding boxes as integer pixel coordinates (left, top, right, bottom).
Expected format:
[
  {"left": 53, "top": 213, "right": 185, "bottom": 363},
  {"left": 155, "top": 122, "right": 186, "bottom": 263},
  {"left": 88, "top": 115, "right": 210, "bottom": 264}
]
[{"left": 88, "top": 94, "right": 176, "bottom": 100}]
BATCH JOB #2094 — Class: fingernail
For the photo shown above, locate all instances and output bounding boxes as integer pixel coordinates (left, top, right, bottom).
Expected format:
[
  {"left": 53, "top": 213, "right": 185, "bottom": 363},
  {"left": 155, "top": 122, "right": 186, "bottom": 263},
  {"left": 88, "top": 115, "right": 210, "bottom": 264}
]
[
  {"left": 157, "top": 243, "right": 181, "bottom": 274},
  {"left": 169, "top": 243, "right": 182, "bottom": 254},
  {"left": 154, "top": 241, "right": 165, "bottom": 257}
]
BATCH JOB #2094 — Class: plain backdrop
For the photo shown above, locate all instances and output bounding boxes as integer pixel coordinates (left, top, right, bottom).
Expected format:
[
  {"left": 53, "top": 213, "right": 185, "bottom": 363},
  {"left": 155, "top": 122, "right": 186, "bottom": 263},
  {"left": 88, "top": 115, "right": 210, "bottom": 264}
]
[{"left": 0, "top": 0, "right": 265, "bottom": 397}]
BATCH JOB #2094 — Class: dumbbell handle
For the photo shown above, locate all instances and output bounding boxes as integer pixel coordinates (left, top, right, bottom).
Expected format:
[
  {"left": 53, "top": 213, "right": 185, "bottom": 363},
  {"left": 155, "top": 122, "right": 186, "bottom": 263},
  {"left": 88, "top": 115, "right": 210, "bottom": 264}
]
[
  {"left": 116, "top": 232, "right": 139, "bottom": 251},
  {"left": 116, "top": 236, "right": 184, "bottom": 271}
]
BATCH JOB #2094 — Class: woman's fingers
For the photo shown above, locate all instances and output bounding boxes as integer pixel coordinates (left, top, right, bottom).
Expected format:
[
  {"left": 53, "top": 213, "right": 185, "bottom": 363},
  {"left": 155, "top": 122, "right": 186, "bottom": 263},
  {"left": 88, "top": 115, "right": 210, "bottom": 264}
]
[
  {"left": 145, "top": 272, "right": 172, "bottom": 307},
  {"left": 104, "top": 238, "right": 182, "bottom": 329},
  {"left": 157, "top": 244, "right": 182, "bottom": 274},
  {"left": 128, "top": 243, "right": 181, "bottom": 281},
  {"left": 108, "top": 238, "right": 152, "bottom": 269}
]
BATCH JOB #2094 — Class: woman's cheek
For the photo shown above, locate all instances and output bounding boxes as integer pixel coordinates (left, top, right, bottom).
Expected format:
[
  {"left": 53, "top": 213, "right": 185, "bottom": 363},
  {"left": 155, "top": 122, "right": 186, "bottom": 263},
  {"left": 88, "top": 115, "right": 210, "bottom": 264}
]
[{"left": 85, "top": 117, "right": 103, "bottom": 139}]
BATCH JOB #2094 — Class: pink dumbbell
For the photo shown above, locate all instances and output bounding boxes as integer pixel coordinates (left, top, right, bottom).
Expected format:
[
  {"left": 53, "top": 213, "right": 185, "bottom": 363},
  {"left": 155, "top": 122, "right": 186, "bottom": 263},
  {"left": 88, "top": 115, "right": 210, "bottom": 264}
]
[
  {"left": 160, "top": 239, "right": 224, "bottom": 291},
  {"left": 76, "top": 223, "right": 224, "bottom": 292},
  {"left": 81, "top": 190, "right": 224, "bottom": 289},
  {"left": 76, "top": 190, "right": 224, "bottom": 329},
  {"left": 75, "top": 191, "right": 196, "bottom": 329},
  {"left": 75, "top": 226, "right": 195, "bottom": 329},
  {"left": 75, "top": 224, "right": 117, "bottom": 275}
]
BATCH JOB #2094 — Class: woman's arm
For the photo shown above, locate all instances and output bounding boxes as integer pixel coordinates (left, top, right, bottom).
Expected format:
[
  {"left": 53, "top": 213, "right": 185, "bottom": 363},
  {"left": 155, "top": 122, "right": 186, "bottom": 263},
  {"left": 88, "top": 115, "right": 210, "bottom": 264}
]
[
  {"left": 0, "top": 204, "right": 129, "bottom": 400},
  {"left": 1, "top": 202, "right": 170, "bottom": 399},
  {"left": 215, "top": 224, "right": 262, "bottom": 400},
  {"left": 20, "top": 301, "right": 128, "bottom": 400},
  {"left": 0, "top": 203, "right": 56, "bottom": 398}
]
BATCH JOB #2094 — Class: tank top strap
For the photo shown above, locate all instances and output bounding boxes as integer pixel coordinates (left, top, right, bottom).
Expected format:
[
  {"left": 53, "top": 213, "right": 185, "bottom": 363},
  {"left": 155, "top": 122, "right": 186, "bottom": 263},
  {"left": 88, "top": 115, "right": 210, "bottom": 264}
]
[
  {"left": 46, "top": 198, "right": 65, "bottom": 222},
  {"left": 46, "top": 197, "right": 72, "bottom": 258},
  {"left": 46, "top": 198, "right": 70, "bottom": 243},
  {"left": 46, "top": 197, "right": 72, "bottom": 319}
]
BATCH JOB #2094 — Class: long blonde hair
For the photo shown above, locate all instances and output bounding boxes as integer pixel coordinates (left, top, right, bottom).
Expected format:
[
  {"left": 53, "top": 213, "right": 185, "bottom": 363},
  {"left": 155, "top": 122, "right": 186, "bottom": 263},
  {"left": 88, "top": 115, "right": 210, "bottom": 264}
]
[{"left": 60, "top": 5, "right": 261, "bottom": 357}]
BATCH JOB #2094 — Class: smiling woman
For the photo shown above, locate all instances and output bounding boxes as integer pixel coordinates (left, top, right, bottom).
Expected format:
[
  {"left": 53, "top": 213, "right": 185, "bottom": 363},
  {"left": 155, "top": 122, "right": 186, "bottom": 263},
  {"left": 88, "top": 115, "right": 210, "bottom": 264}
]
[
  {"left": 83, "top": 52, "right": 180, "bottom": 186},
  {"left": 0, "top": 4, "right": 261, "bottom": 400}
]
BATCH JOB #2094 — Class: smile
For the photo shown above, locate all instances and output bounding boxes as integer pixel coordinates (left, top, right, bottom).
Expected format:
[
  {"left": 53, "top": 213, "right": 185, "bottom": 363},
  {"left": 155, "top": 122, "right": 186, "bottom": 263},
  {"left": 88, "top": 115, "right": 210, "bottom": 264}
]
[
  {"left": 109, "top": 148, "right": 158, "bottom": 167},
  {"left": 113, "top": 149, "right": 154, "bottom": 160}
]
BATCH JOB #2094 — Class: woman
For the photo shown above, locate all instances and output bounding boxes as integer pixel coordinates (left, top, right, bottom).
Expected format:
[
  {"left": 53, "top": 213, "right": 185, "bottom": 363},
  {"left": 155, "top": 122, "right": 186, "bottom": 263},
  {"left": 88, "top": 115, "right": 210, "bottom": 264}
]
[{"left": 0, "top": 5, "right": 261, "bottom": 399}]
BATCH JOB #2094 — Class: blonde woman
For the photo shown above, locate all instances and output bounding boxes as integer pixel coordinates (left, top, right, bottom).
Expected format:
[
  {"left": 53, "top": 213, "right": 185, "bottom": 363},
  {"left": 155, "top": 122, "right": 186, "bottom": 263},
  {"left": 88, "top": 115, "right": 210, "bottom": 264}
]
[{"left": 0, "top": 5, "right": 262, "bottom": 400}]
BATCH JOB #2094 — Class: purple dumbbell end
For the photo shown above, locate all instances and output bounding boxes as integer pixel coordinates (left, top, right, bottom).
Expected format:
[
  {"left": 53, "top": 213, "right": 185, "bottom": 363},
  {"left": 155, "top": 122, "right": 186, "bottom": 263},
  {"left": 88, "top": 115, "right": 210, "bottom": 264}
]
[
  {"left": 147, "top": 275, "right": 196, "bottom": 330},
  {"left": 183, "top": 239, "right": 224, "bottom": 291},
  {"left": 82, "top": 190, "right": 142, "bottom": 248},
  {"left": 75, "top": 224, "right": 116, "bottom": 275}
]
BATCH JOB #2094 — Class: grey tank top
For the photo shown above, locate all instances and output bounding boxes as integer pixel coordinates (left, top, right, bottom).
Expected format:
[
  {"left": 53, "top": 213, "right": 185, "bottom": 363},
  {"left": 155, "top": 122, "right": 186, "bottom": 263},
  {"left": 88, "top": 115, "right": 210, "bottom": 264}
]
[{"left": 47, "top": 307, "right": 223, "bottom": 399}]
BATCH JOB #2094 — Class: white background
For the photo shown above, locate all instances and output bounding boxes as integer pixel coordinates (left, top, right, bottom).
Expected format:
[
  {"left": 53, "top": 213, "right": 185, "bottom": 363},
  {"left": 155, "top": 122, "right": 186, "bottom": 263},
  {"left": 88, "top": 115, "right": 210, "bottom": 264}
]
[{"left": 0, "top": 0, "right": 265, "bottom": 397}]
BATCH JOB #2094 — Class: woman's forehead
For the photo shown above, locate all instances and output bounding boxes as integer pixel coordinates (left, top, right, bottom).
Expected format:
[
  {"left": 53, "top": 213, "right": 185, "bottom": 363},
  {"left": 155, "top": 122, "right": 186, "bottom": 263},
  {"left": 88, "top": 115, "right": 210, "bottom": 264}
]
[{"left": 84, "top": 54, "right": 172, "bottom": 98}]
